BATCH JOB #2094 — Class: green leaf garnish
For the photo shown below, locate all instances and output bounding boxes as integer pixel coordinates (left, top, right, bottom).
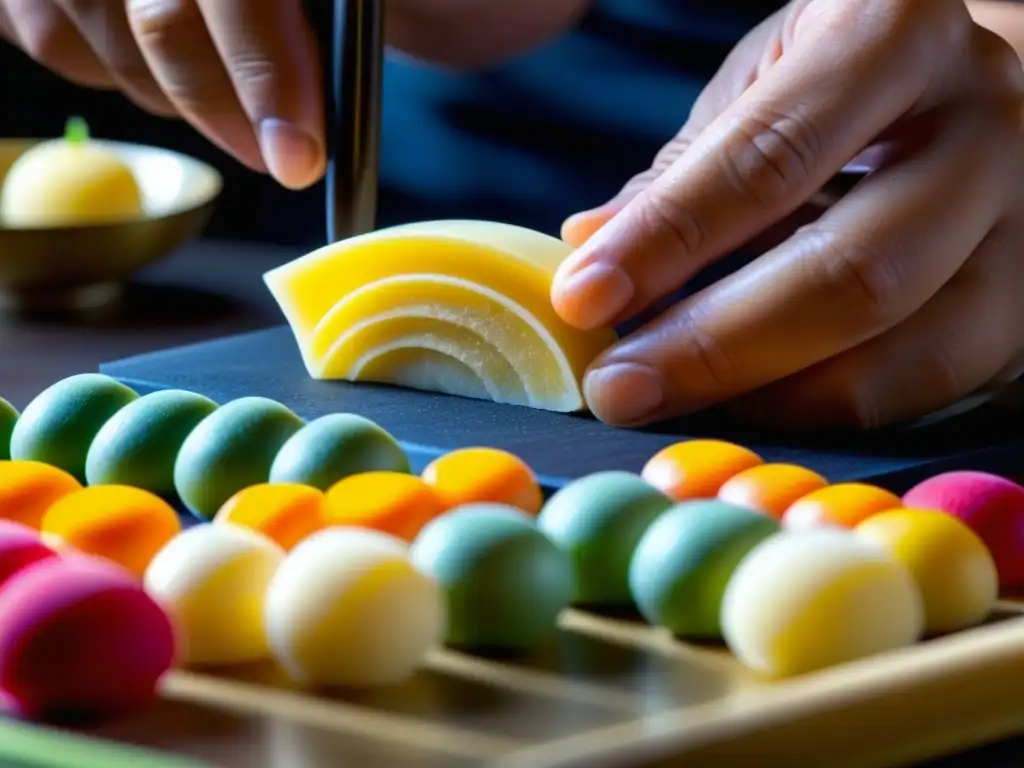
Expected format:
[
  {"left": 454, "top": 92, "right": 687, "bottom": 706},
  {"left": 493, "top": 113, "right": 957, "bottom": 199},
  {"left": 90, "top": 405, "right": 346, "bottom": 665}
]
[{"left": 64, "top": 116, "right": 90, "bottom": 145}]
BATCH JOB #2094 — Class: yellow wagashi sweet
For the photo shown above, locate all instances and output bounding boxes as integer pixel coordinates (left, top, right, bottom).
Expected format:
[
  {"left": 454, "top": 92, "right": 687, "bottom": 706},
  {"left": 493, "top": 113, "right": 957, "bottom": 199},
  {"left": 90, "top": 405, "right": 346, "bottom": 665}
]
[
  {"left": 264, "top": 220, "right": 617, "bottom": 413},
  {"left": 0, "top": 118, "right": 143, "bottom": 228}
]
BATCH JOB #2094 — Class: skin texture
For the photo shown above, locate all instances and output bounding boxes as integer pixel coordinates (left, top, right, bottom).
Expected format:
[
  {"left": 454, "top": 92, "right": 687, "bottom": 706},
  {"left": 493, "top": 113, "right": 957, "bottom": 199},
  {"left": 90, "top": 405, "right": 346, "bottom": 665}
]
[
  {"left": 2, "top": 0, "right": 1021, "bottom": 431},
  {"left": 554, "top": 0, "right": 1024, "bottom": 430}
]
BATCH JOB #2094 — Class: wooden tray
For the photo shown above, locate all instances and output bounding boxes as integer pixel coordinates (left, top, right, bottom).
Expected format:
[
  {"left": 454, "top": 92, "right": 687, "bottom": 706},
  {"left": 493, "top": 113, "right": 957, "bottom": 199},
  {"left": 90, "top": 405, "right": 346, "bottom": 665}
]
[{"left": 80, "top": 600, "right": 1024, "bottom": 768}]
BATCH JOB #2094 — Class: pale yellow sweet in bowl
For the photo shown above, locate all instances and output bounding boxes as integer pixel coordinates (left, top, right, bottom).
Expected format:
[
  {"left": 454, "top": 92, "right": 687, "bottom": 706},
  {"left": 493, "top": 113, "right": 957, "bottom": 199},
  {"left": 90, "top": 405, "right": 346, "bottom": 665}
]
[{"left": 0, "top": 119, "right": 222, "bottom": 310}]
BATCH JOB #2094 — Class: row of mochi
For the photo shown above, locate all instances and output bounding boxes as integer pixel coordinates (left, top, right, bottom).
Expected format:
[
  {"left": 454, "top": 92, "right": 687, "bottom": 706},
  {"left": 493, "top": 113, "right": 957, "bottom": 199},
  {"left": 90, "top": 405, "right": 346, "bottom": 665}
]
[
  {"left": 0, "top": 374, "right": 422, "bottom": 520},
  {"left": 1, "top": 459, "right": 1020, "bottom": 722}
]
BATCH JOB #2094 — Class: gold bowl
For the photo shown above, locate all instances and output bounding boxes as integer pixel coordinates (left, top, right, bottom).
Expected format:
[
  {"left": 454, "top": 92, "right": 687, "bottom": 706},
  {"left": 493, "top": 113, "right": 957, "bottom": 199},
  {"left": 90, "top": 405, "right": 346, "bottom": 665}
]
[{"left": 0, "top": 138, "right": 222, "bottom": 312}]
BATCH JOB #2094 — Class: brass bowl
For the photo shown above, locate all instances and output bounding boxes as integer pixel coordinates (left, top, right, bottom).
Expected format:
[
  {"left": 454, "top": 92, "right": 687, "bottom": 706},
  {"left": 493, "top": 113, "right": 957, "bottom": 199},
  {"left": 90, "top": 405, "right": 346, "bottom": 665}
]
[{"left": 0, "top": 138, "right": 222, "bottom": 312}]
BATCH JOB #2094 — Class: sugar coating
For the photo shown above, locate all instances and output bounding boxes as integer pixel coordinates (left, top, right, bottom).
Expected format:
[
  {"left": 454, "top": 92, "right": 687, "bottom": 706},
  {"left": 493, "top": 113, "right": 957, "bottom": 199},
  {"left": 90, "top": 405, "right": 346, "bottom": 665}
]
[
  {"left": 902, "top": 471, "right": 1024, "bottom": 588},
  {"left": 722, "top": 529, "right": 924, "bottom": 677},
  {"left": 0, "top": 556, "right": 175, "bottom": 718},
  {"left": 265, "top": 527, "right": 444, "bottom": 687},
  {"left": 144, "top": 523, "right": 286, "bottom": 667}
]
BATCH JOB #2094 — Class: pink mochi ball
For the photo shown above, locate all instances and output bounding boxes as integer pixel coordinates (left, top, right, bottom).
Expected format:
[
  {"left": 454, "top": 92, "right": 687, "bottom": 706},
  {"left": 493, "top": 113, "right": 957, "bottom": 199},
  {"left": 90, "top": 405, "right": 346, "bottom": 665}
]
[
  {"left": 0, "top": 555, "right": 176, "bottom": 720},
  {"left": 903, "top": 471, "right": 1024, "bottom": 588},
  {"left": 0, "top": 521, "right": 57, "bottom": 588}
]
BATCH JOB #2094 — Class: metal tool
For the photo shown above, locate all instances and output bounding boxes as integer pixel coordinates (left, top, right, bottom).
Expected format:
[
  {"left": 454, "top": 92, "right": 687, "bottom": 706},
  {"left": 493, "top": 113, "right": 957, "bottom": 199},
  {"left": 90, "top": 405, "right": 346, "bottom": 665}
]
[{"left": 305, "top": 0, "right": 383, "bottom": 244}]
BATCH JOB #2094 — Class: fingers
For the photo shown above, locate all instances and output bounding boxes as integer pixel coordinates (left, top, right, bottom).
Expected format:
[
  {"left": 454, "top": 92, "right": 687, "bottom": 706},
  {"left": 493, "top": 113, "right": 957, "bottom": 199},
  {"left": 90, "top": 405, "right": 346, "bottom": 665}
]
[
  {"left": 551, "top": 1, "right": 965, "bottom": 331},
  {"left": 194, "top": 0, "right": 324, "bottom": 189},
  {"left": 561, "top": 127, "right": 697, "bottom": 248},
  {"left": 3, "top": 0, "right": 114, "bottom": 88},
  {"left": 561, "top": 11, "right": 781, "bottom": 249},
  {"left": 726, "top": 222, "right": 1024, "bottom": 430},
  {"left": 581, "top": 105, "right": 1012, "bottom": 427},
  {"left": 126, "top": 0, "right": 265, "bottom": 174},
  {"left": 53, "top": 0, "right": 173, "bottom": 115}
]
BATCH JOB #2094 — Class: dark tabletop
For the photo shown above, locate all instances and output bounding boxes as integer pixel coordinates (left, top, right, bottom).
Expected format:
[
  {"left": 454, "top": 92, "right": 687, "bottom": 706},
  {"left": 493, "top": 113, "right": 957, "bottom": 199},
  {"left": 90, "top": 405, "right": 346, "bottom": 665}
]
[{"left": 1, "top": 239, "right": 1021, "bottom": 767}]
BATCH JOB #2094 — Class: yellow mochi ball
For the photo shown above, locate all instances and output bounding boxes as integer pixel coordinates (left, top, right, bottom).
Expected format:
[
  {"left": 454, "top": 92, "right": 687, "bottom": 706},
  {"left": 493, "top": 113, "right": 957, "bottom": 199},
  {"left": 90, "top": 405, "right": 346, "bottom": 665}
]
[
  {"left": 264, "top": 527, "right": 445, "bottom": 688},
  {"left": 856, "top": 508, "right": 998, "bottom": 634},
  {"left": 722, "top": 529, "right": 924, "bottom": 677},
  {"left": 143, "top": 523, "right": 286, "bottom": 667},
  {"left": 1, "top": 119, "right": 143, "bottom": 228}
]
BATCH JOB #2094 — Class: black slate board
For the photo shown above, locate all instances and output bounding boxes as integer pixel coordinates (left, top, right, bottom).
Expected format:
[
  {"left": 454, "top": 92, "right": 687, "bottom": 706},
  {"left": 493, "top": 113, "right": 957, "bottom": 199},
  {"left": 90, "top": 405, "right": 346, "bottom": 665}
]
[{"left": 100, "top": 326, "right": 1024, "bottom": 494}]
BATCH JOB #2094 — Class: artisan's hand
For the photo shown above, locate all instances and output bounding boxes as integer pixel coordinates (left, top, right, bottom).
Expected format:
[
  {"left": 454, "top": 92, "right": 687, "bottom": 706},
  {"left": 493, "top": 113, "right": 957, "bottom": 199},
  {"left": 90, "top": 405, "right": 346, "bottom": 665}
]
[
  {"left": 552, "top": 0, "right": 1024, "bottom": 430},
  {"left": 0, "top": 0, "right": 325, "bottom": 188}
]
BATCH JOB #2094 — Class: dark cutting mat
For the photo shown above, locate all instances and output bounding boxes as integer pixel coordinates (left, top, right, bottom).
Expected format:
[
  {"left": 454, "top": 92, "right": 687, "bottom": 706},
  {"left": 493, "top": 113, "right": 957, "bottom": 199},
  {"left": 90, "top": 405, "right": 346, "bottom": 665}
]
[{"left": 99, "top": 326, "right": 1023, "bottom": 494}]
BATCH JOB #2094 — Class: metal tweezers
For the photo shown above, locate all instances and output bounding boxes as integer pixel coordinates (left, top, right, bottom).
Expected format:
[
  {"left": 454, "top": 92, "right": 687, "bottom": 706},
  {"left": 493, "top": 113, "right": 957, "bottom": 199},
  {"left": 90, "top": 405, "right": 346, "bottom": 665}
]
[{"left": 304, "top": 0, "right": 383, "bottom": 244}]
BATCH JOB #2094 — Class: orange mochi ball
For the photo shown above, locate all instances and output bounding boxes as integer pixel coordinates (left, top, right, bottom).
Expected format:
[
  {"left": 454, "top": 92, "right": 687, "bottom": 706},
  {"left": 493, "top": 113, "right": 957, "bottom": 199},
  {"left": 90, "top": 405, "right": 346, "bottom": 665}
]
[
  {"left": 41, "top": 485, "right": 181, "bottom": 577},
  {"left": 324, "top": 471, "right": 447, "bottom": 541},
  {"left": 717, "top": 463, "right": 829, "bottom": 519},
  {"left": 782, "top": 483, "right": 902, "bottom": 530},
  {"left": 215, "top": 482, "right": 325, "bottom": 550},
  {"left": 422, "top": 447, "right": 543, "bottom": 514},
  {"left": 642, "top": 440, "right": 763, "bottom": 501},
  {"left": 0, "top": 460, "right": 82, "bottom": 529}
]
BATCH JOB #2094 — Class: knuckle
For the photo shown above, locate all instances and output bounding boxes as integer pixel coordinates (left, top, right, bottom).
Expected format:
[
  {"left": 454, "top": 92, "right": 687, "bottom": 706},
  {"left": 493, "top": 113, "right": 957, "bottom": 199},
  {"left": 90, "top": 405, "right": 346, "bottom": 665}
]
[
  {"left": 650, "top": 135, "right": 691, "bottom": 177},
  {"left": 641, "top": 187, "right": 709, "bottom": 256},
  {"left": 126, "top": 0, "right": 203, "bottom": 49},
  {"left": 222, "top": 50, "right": 282, "bottom": 99},
  {"left": 828, "top": 381, "right": 883, "bottom": 430},
  {"left": 668, "top": 308, "right": 739, "bottom": 393},
  {"left": 719, "top": 107, "right": 821, "bottom": 209},
  {"left": 924, "top": 341, "right": 966, "bottom": 404},
  {"left": 801, "top": 229, "right": 907, "bottom": 330},
  {"left": 12, "top": 8, "right": 67, "bottom": 66},
  {"left": 972, "top": 27, "right": 1024, "bottom": 96},
  {"left": 884, "top": 0, "right": 968, "bottom": 54}
]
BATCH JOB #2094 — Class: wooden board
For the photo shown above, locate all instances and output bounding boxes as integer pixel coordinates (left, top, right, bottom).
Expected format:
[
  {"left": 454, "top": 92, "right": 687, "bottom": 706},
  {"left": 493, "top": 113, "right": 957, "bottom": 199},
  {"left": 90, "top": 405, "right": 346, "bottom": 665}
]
[
  {"left": 99, "top": 326, "right": 1024, "bottom": 495},
  {"left": 81, "top": 601, "right": 1024, "bottom": 767}
]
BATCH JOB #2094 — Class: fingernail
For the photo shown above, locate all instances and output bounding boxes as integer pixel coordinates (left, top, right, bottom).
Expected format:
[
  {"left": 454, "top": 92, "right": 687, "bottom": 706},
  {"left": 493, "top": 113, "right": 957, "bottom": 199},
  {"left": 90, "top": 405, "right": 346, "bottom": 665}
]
[
  {"left": 552, "top": 262, "right": 634, "bottom": 329},
  {"left": 584, "top": 362, "right": 665, "bottom": 425},
  {"left": 259, "top": 119, "right": 324, "bottom": 189}
]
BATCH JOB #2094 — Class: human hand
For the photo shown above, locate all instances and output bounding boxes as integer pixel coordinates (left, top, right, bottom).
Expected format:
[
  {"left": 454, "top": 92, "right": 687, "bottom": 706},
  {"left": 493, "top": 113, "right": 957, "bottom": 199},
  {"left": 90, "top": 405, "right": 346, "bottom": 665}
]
[
  {"left": 0, "top": 0, "right": 325, "bottom": 189},
  {"left": 552, "top": 0, "right": 1024, "bottom": 431}
]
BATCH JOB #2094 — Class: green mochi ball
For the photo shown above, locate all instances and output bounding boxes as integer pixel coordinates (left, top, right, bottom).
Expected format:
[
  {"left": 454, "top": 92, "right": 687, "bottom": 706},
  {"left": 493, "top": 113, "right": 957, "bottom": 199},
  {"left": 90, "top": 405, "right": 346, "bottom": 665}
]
[
  {"left": 628, "top": 500, "right": 780, "bottom": 639},
  {"left": 269, "top": 413, "right": 409, "bottom": 490},
  {"left": 410, "top": 503, "right": 573, "bottom": 653},
  {"left": 85, "top": 389, "right": 219, "bottom": 496},
  {"left": 9, "top": 374, "right": 139, "bottom": 482},
  {"left": 0, "top": 397, "right": 19, "bottom": 460},
  {"left": 537, "top": 471, "right": 673, "bottom": 607},
  {"left": 173, "top": 396, "right": 304, "bottom": 520}
]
